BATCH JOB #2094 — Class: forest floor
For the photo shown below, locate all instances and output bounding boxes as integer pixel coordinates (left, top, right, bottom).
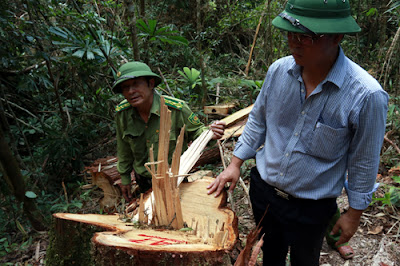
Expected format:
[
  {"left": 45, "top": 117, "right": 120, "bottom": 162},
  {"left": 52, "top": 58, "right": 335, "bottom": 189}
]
[{"left": 2, "top": 154, "right": 400, "bottom": 266}]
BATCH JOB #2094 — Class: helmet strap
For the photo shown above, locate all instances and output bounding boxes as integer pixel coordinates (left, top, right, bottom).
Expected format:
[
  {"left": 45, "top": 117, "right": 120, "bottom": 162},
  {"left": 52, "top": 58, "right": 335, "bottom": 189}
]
[{"left": 278, "top": 13, "right": 317, "bottom": 35}]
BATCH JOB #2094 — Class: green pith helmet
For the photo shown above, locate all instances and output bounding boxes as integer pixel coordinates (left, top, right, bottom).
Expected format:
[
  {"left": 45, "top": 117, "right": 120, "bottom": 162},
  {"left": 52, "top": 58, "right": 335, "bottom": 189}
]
[
  {"left": 272, "top": 0, "right": 361, "bottom": 34},
  {"left": 112, "top": 61, "right": 162, "bottom": 93}
]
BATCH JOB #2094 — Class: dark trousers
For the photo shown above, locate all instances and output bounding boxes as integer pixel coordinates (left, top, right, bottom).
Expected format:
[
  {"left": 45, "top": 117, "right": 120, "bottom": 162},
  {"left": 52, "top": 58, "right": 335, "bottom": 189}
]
[
  {"left": 249, "top": 167, "right": 337, "bottom": 266},
  {"left": 134, "top": 172, "right": 152, "bottom": 194}
]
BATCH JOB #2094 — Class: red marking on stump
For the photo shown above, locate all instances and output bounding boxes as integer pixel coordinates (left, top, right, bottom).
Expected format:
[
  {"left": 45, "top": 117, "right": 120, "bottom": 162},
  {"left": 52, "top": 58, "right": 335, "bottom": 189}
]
[{"left": 129, "top": 234, "right": 188, "bottom": 246}]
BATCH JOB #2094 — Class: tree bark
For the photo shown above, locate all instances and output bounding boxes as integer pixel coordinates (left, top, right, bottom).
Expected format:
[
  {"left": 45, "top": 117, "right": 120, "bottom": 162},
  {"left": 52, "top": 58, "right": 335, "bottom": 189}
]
[
  {"left": 197, "top": 0, "right": 208, "bottom": 108},
  {"left": 124, "top": 0, "right": 141, "bottom": 61},
  {"left": 139, "top": 0, "right": 145, "bottom": 17},
  {"left": 0, "top": 126, "right": 46, "bottom": 231}
]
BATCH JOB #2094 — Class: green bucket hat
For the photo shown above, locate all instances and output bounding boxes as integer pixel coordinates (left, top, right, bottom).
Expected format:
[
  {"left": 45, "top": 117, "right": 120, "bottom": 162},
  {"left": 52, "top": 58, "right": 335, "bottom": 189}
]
[
  {"left": 112, "top": 61, "right": 162, "bottom": 93},
  {"left": 272, "top": 0, "right": 361, "bottom": 34}
]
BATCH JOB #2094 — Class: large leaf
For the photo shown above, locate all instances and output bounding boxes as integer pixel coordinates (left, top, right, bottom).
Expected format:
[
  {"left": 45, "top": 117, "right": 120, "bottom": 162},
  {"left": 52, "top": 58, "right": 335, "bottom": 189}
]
[
  {"left": 25, "top": 191, "right": 37, "bottom": 199},
  {"left": 72, "top": 50, "right": 85, "bottom": 58},
  {"left": 136, "top": 19, "right": 188, "bottom": 46},
  {"left": 48, "top": 26, "right": 69, "bottom": 39},
  {"left": 178, "top": 67, "right": 201, "bottom": 89}
]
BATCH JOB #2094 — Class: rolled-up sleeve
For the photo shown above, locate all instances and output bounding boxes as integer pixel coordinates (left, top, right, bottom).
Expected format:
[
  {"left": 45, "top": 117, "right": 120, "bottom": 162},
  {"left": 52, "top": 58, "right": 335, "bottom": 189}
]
[{"left": 347, "top": 90, "right": 388, "bottom": 210}]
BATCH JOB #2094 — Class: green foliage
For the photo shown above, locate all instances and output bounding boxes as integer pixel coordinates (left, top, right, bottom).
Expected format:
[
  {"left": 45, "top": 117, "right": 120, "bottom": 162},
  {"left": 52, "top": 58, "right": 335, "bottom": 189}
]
[
  {"left": 137, "top": 19, "right": 189, "bottom": 46},
  {"left": 50, "top": 27, "right": 108, "bottom": 60},
  {"left": 50, "top": 198, "right": 83, "bottom": 213},
  {"left": 381, "top": 101, "right": 400, "bottom": 167},
  {"left": 386, "top": 1, "right": 400, "bottom": 13},
  {"left": 0, "top": 236, "right": 32, "bottom": 259},
  {"left": 25, "top": 191, "right": 37, "bottom": 199},
  {"left": 372, "top": 176, "right": 400, "bottom": 211},
  {"left": 178, "top": 67, "right": 202, "bottom": 89},
  {"left": 365, "top": 8, "right": 378, "bottom": 17}
]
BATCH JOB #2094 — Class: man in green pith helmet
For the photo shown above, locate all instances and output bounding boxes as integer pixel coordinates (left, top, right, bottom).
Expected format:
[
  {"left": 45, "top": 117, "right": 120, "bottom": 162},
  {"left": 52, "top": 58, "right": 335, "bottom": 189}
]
[
  {"left": 113, "top": 61, "right": 225, "bottom": 202},
  {"left": 207, "top": 0, "right": 388, "bottom": 265}
]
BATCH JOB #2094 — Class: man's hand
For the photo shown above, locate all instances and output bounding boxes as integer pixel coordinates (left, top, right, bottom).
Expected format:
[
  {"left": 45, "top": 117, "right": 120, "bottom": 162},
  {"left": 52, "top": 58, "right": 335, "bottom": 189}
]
[
  {"left": 330, "top": 207, "right": 363, "bottom": 246},
  {"left": 120, "top": 184, "right": 132, "bottom": 202},
  {"left": 207, "top": 156, "right": 243, "bottom": 197},
  {"left": 210, "top": 121, "right": 226, "bottom": 140}
]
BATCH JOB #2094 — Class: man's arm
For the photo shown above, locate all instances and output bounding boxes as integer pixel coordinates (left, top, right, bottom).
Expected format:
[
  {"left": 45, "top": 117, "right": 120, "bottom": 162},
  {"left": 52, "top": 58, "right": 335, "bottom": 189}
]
[
  {"left": 207, "top": 156, "right": 244, "bottom": 197},
  {"left": 115, "top": 115, "right": 134, "bottom": 201},
  {"left": 334, "top": 90, "right": 388, "bottom": 245}
]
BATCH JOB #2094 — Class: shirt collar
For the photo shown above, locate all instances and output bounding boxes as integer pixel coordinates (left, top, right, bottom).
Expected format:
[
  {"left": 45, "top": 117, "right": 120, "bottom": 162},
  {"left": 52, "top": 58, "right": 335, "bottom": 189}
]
[
  {"left": 287, "top": 46, "right": 347, "bottom": 90},
  {"left": 325, "top": 46, "right": 346, "bottom": 89},
  {"left": 131, "top": 91, "right": 160, "bottom": 119}
]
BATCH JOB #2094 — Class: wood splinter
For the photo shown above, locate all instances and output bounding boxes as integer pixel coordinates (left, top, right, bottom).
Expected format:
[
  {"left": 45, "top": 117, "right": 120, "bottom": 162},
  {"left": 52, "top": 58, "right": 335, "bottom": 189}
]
[{"left": 141, "top": 97, "right": 185, "bottom": 229}]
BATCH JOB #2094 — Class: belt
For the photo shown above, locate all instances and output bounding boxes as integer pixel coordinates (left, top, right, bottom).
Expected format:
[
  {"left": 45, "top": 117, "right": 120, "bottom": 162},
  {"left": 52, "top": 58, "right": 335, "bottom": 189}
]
[
  {"left": 271, "top": 185, "right": 336, "bottom": 204},
  {"left": 272, "top": 187, "right": 295, "bottom": 200}
]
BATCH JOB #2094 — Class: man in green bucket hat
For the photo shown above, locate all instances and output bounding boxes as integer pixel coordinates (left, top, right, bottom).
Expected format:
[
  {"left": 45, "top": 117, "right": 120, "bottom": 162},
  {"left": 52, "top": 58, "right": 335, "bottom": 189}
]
[
  {"left": 208, "top": 0, "right": 388, "bottom": 265},
  {"left": 113, "top": 61, "right": 225, "bottom": 201}
]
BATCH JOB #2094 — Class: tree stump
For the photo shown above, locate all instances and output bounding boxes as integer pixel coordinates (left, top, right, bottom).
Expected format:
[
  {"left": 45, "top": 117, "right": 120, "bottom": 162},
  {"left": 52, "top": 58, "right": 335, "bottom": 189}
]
[{"left": 47, "top": 177, "right": 238, "bottom": 265}]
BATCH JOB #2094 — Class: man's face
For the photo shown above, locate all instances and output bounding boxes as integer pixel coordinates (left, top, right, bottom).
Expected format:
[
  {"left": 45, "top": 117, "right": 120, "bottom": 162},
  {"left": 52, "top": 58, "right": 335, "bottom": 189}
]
[
  {"left": 287, "top": 32, "right": 342, "bottom": 67},
  {"left": 121, "top": 77, "right": 154, "bottom": 108}
]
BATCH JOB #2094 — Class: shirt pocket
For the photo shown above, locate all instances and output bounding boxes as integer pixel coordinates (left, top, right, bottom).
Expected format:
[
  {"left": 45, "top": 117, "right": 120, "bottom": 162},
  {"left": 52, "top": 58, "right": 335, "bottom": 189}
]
[
  {"left": 306, "top": 123, "right": 350, "bottom": 161},
  {"left": 124, "top": 135, "right": 145, "bottom": 159}
]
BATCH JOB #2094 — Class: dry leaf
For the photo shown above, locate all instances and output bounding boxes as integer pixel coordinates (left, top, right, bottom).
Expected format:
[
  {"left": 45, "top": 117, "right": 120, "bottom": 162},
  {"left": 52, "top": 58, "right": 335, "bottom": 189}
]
[
  {"left": 249, "top": 233, "right": 264, "bottom": 266},
  {"left": 368, "top": 225, "right": 383, "bottom": 235},
  {"left": 35, "top": 241, "right": 40, "bottom": 261}
]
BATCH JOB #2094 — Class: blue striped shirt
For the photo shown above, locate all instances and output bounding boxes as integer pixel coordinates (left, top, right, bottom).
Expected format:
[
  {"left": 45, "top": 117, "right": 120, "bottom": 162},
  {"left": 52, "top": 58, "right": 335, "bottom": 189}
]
[{"left": 234, "top": 47, "right": 388, "bottom": 210}]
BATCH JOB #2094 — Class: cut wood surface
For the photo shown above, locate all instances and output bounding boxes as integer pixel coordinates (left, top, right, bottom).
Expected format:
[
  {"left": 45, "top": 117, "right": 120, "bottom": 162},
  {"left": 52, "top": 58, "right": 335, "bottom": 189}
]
[
  {"left": 178, "top": 104, "right": 253, "bottom": 185},
  {"left": 221, "top": 118, "right": 247, "bottom": 140},
  {"left": 178, "top": 129, "right": 214, "bottom": 185},
  {"left": 186, "top": 169, "right": 213, "bottom": 182},
  {"left": 220, "top": 104, "right": 253, "bottom": 127},
  {"left": 51, "top": 176, "right": 238, "bottom": 265},
  {"left": 204, "top": 104, "right": 235, "bottom": 115},
  {"left": 84, "top": 156, "right": 121, "bottom": 209}
]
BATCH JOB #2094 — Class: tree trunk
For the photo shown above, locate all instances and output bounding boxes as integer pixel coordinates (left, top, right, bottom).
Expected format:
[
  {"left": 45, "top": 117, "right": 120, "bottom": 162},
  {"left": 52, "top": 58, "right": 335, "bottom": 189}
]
[
  {"left": 124, "top": 0, "right": 140, "bottom": 61},
  {"left": 0, "top": 126, "right": 46, "bottom": 231},
  {"left": 139, "top": 0, "right": 145, "bottom": 17},
  {"left": 47, "top": 178, "right": 237, "bottom": 265},
  {"left": 197, "top": 0, "right": 208, "bottom": 108}
]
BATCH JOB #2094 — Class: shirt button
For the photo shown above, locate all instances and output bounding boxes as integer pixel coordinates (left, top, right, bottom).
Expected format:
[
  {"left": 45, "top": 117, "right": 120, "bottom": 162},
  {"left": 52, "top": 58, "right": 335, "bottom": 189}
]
[
  {"left": 301, "top": 89, "right": 305, "bottom": 93},
  {"left": 301, "top": 111, "right": 305, "bottom": 115},
  {"left": 280, "top": 172, "right": 283, "bottom": 176},
  {"left": 294, "top": 132, "right": 299, "bottom": 136},
  {"left": 285, "top": 153, "right": 289, "bottom": 157}
]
